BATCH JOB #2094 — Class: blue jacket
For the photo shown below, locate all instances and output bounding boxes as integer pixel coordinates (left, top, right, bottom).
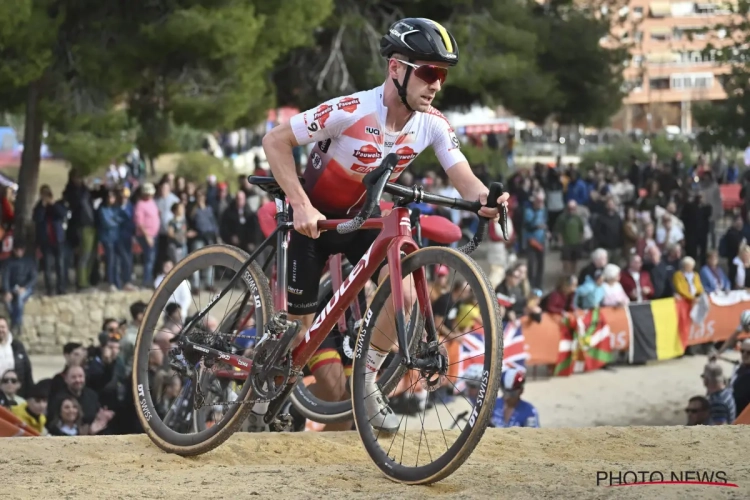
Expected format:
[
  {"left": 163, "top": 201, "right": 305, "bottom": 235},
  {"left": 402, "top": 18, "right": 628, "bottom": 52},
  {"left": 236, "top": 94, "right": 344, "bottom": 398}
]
[
  {"left": 523, "top": 206, "right": 547, "bottom": 249},
  {"left": 118, "top": 202, "right": 135, "bottom": 244},
  {"left": 2, "top": 255, "right": 37, "bottom": 292},
  {"left": 699, "top": 264, "right": 730, "bottom": 293},
  {"left": 97, "top": 205, "right": 123, "bottom": 244},
  {"left": 33, "top": 201, "right": 67, "bottom": 248},
  {"left": 565, "top": 179, "right": 589, "bottom": 205},
  {"left": 574, "top": 276, "right": 604, "bottom": 310}
]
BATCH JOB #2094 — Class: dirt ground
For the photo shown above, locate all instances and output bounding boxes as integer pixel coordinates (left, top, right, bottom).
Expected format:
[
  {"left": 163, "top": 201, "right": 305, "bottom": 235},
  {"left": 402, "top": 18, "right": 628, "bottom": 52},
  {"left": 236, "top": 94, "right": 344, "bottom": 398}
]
[{"left": 4, "top": 426, "right": 748, "bottom": 499}]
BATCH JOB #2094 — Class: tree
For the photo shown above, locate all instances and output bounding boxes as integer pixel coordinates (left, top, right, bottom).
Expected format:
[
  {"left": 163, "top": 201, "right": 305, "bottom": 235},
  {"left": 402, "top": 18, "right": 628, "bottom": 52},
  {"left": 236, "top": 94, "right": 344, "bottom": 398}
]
[
  {"left": 693, "top": 0, "right": 750, "bottom": 149},
  {"left": 0, "top": 0, "right": 333, "bottom": 242}
]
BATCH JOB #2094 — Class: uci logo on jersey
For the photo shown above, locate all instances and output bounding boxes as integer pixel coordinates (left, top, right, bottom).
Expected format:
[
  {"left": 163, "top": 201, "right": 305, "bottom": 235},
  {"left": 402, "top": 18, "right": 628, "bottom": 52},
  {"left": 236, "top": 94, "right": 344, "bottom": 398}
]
[{"left": 365, "top": 126, "right": 380, "bottom": 136}]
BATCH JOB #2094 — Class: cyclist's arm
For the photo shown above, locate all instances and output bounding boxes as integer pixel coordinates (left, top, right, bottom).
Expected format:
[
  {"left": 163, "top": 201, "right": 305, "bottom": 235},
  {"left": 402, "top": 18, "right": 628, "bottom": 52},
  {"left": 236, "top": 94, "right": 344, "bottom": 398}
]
[{"left": 262, "top": 123, "right": 309, "bottom": 210}]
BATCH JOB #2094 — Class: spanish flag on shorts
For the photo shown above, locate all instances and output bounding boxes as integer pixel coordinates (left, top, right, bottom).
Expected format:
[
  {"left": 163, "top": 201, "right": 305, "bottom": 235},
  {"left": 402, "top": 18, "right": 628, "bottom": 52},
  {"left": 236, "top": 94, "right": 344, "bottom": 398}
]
[{"left": 628, "top": 297, "right": 690, "bottom": 363}]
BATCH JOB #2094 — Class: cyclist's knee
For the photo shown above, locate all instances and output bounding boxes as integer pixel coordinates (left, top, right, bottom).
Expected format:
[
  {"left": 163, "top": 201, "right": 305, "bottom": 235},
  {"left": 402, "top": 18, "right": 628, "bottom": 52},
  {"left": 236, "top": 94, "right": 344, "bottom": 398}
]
[{"left": 310, "top": 363, "right": 348, "bottom": 401}]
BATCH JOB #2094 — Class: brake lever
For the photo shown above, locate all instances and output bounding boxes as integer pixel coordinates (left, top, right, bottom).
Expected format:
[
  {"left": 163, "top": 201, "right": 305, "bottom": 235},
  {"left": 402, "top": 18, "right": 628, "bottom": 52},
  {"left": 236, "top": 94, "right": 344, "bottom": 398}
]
[{"left": 499, "top": 204, "right": 509, "bottom": 241}]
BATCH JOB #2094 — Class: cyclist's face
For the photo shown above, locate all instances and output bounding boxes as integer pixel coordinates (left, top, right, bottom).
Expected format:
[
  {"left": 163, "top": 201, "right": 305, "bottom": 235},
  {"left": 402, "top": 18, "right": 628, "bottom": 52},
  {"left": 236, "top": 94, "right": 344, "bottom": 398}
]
[{"left": 401, "top": 59, "right": 449, "bottom": 112}]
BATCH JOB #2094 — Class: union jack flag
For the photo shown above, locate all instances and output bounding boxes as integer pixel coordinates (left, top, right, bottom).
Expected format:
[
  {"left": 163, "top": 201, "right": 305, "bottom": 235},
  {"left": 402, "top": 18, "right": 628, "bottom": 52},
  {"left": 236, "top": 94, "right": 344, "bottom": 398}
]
[{"left": 502, "top": 320, "right": 529, "bottom": 373}]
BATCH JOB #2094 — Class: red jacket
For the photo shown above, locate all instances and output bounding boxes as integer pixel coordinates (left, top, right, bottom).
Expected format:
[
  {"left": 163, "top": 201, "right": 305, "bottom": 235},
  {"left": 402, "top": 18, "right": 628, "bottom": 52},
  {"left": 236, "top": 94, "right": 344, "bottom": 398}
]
[
  {"left": 542, "top": 290, "right": 573, "bottom": 314},
  {"left": 620, "top": 269, "right": 655, "bottom": 302}
]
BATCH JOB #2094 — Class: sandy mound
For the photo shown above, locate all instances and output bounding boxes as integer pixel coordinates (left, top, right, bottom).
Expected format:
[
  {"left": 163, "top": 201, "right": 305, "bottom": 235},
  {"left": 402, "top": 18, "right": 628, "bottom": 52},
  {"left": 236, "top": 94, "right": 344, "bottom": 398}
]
[{"left": 5, "top": 427, "right": 748, "bottom": 499}]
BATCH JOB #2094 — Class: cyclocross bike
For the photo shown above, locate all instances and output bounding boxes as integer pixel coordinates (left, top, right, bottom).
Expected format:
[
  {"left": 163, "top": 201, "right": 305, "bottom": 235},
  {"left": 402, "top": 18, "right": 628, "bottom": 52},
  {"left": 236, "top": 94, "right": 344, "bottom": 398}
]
[{"left": 133, "top": 153, "right": 508, "bottom": 484}]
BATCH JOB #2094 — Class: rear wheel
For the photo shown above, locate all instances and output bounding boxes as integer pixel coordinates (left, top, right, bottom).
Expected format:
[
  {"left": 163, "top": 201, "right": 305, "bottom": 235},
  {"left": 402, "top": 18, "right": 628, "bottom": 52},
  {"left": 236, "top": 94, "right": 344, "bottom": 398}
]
[
  {"left": 132, "top": 244, "right": 273, "bottom": 456},
  {"left": 351, "top": 246, "right": 502, "bottom": 484}
]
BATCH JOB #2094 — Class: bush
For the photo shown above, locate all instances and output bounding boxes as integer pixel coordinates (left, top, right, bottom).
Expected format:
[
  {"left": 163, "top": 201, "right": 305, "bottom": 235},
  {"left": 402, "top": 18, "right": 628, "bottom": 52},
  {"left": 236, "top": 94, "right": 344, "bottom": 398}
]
[
  {"left": 174, "top": 152, "right": 238, "bottom": 191},
  {"left": 579, "top": 134, "right": 694, "bottom": 173},
  {"left": 410, "top": 143, "right": 507, "bottom": 177}
]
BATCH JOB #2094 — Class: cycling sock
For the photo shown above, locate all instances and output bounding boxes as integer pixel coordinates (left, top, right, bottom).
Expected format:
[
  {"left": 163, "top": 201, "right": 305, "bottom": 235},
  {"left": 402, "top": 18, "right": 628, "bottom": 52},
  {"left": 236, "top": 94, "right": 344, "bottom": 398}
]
[{"left": 364, "top": 347, "right": 388, "bottom": 388}]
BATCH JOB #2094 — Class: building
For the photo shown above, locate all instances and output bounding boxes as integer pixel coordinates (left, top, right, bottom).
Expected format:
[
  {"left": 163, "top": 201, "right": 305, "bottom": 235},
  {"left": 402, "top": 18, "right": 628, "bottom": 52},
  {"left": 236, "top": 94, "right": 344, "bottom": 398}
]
[{"left": 614, "top": 1, "right": 735, "bottom": 133}]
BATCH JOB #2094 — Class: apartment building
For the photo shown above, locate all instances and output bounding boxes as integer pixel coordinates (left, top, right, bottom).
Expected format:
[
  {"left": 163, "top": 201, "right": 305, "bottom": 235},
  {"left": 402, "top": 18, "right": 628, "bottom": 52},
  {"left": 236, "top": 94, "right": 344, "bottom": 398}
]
[{"left": 613, "top": 1, "right": 734, "bottom": 133}]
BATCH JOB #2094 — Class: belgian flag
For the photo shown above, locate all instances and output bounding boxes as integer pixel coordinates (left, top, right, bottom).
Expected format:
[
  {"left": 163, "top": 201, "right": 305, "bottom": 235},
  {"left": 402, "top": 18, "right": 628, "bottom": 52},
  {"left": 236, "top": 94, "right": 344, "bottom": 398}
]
[{"left": 629, "top": 298, "right": 690, "bottom": 363}]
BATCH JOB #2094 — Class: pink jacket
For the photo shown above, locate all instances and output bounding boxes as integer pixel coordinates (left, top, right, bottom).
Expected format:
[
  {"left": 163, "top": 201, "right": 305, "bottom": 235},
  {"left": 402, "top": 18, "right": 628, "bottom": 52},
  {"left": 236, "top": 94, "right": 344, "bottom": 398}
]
[{"left": 134, "top": 199, "right": 160, "bottom": 238}]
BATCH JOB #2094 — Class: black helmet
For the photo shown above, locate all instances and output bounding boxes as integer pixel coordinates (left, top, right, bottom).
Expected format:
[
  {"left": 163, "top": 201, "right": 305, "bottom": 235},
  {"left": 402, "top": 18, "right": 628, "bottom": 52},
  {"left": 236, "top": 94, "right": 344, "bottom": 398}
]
[{"left": 380, "top": 18, "right": 459, "bottom": 66}]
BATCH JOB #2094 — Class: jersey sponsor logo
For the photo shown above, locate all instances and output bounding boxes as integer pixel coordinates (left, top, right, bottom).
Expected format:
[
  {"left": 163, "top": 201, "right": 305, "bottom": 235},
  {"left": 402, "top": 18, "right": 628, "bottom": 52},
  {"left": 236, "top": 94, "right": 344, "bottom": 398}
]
[
  {"left": 353, "top": 144, "right": 381, "bottom": 164},
  {"left": 449, "top": 128, "right": 460, "bottom": 148},
  {"left": 308, "top": 104, "right": 333, "bottom": 133},
  {"left": 365, "top": 126, "right": 380, "bottom": 136},
  {"left": 352, "top": 164, "right": 378, "bottom": 174},
  {"left": 396, "top": 146, "right": 417, "bottom": 166},
  {"left": 337, "top": 97, "right": 360, "bottom": 113},
  {"left": 318, "top": 139, "right": 331, "bottom": 153},
  {"left": 384, "top": 141, "right": 394, "bottom": 148},
  {"left": 310, "top": 152, "right": 323, "bottom": 170}
]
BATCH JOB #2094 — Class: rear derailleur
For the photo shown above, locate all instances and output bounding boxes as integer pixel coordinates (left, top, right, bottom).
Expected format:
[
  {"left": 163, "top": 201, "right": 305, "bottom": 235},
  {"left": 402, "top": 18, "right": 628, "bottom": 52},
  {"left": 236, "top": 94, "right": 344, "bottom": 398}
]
[{"left": 249, "top": 312, "right": 301, "bottom": 401}]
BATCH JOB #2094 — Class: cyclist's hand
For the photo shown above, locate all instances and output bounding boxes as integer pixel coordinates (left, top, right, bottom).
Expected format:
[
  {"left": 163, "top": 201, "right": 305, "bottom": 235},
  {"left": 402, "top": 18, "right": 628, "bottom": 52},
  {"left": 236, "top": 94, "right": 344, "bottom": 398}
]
[
  {"left": 478, "top": 190, "right": 510, "bottom": 220},
  {"left": 294, "top": 205, "right": 327, "bottom": 239}
]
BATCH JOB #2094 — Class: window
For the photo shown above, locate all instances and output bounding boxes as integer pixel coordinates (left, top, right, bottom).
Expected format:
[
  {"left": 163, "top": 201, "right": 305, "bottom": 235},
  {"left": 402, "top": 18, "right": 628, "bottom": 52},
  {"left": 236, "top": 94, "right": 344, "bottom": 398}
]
[
  {"left": 633, "top": 6, "right": 644, "bottom": 17},
  {"left": 670, "top": 2, "right": 695, "bottom": 16},
  {"left": 649, "top": 77, "right": 671, "bottom": 90},
  {"left": 650, "top": 29, "right": 670, "bottom": 41},
  {"left": 670, "top": 72, "right": 714, "bottom": 89}
]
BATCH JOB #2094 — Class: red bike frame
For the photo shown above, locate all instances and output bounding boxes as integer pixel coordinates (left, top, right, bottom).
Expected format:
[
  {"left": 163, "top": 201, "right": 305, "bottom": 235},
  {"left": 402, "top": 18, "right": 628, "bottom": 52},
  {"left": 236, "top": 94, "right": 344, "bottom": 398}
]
[{"left": 207, "top": 207, "right": 436, "bottom": 378}]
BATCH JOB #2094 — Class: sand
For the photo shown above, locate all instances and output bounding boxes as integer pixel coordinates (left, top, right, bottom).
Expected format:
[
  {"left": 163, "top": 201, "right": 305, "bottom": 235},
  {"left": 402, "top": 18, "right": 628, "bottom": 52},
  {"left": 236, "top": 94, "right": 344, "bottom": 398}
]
[{"left": 4, "top": 427, "right": 748, "bottom": 499}]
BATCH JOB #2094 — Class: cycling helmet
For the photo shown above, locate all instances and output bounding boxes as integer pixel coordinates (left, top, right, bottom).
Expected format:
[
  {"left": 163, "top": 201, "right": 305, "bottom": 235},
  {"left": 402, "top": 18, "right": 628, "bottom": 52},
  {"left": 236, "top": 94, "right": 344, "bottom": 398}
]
[
  {"left": 463, "top": 364, "right": 484, "bottom": 387},
  {"left": 380, "top": 18, "right": 459, "bottom": 110},
  {"left": 741, "top": 310, "right": 750, "bottom": 330},
  {"left": 500, "top": 368, "right": 526, "bottom": 393}
]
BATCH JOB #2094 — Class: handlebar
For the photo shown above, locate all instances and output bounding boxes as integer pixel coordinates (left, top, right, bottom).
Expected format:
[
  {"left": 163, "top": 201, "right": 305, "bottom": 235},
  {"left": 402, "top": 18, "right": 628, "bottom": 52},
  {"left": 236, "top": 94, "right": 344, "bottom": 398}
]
[{"left": 335, "top": 153, "right": 509, "bottom": 255}]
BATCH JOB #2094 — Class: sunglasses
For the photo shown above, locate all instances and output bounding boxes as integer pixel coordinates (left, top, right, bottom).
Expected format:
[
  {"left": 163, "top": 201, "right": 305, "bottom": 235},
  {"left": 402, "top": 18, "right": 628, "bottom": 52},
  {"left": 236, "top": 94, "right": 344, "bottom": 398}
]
[
  {"left": 1, "top": 378, "right": 18, "bottom": 384},
  {"left": 394, "top": 59, "right": 448, "bottom": 85}
]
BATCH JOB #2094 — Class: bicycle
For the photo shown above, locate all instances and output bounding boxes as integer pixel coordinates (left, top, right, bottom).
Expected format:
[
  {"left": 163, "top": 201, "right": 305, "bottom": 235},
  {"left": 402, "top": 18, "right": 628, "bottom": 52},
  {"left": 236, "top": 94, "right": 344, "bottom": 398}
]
[{"left": 133, "top": 152, "right": 508, "bottom": 484}]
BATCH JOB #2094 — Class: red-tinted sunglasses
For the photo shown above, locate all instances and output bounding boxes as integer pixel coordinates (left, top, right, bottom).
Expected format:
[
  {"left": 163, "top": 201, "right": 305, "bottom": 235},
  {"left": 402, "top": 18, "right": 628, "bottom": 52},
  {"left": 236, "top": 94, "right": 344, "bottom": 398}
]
[{"left": 395, "top": 59, "right": 448, "bottom": 85}]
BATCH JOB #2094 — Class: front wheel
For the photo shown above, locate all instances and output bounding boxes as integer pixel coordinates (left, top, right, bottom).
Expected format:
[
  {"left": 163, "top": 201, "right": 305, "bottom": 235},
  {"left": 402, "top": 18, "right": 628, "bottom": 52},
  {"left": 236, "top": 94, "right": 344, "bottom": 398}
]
[{"left": 351, "top": 246, "right": 503, "bottom": 484}]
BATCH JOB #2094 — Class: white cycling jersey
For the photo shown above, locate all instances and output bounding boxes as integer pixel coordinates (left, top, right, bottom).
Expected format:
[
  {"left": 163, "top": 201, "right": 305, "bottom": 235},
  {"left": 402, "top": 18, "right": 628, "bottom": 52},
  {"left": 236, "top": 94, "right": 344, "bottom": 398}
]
[{"left": 289, "top": 84, "right": 466, "bottom": 215}]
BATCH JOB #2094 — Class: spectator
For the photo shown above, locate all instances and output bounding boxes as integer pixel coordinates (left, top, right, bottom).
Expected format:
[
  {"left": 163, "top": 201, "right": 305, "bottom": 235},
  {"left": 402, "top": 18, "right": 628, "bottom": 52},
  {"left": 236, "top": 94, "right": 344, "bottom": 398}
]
[
  {"left": 622, "top": 206, "right": 639, "bottom": 261},
  {"left": 133, "top": 183, "right": 160, "bottom": 287},
  {"left": 565, "top": 170, "right": 589, "bottom": 205},
  {"left": 469, "top": 367, "right": 539, "bottom": 429},
  {"left": 593, "top": 198, "right": 623, "bottom": 264},
  {"left": 0, "top": 369, "right": 24, "bottom": 408},
  {"left": 155, "top": 179, "right": 181, "bottom": 271},
  {"left": 656, "top": 213, "right": 684, "bottom": 250},
  {"left": 673, "top": 256, "right": 704, "bottom": 301},
  {"left": 658, "top": 244, "right": 682, "bottom": 298},
  {"left": 33, "top": 184, "right": 68, "bottom": 295},
  {"left": 220, "top": 189, "right": 263, "bottom": 253},
  {"left": 49, "top": 342, "right": 88, "bottom": 397},
  {"left": 10, "top": 382, "right": 48, "bottom": 435},
  {"left": 523, "top": 192, "right": 546, "bottom": 289},
  {"left": 637, "top": 180, "right": 663, "bottom": 221},
  {"left": 0, "top": 185, "right": 15, "bottom": 229},
  {"left": 601, "top": 264, "right": 629, "bottom": 307},
  {"left": 97, "top": 190, "right": 125, "bottom": 290},
  {"left": 702, "top": 363, "right": 736, "bottom": 424},
  {"left": 189, "top": 189, "right": 219, "bottom": 291},
  {"left": 166, "top": 202, "right": 191, "bottom": 263},
  {"left": 2, "top": 243, "right": 37, "bottom": 331},
  {"left": 211, "top": 182, "right": 231, "bottom": 221},
  {"left": 118, "top": 301, "right": 148, "bottom": 377},
  {"left": 700, "top": 250, "right": 731, "bottom": 293},
  {"left": 732, "top": 243, "right": 750, "bottom": 290},
  {"left": 85, "top": 329, "right": 121, "bottom": 399},
  {"left": 48, "top": 365, "right": 111, "bottom": 431},
  {"left": 578, "top": 248, "right": 608, "bottom": 284},
  {"left": 685, "top": 395, "right": 711, "bottom": 426},
  {"left": 573, "top": 269, "right": 605, "bottom": 310},
  {"left": 63, "top": 170, "right": 97, "bottom": 291},
  {"left": 636, "top": 222, "right": 658, "bottom": 262},
  {"left": 720, "top": 216, "right": 746, "bottom": 284},
  {"left": 730, "top": 338, "right": 750, "bottom": 416},
  {"left": 700, "top": 171, "right": 722, "bottom": 249},
  {"left": 160, "top": 303, "right": 183, "bottom": 338},
  {"left": 496, "top": 265, "right": 527, "bottom": 320},
  {"left": 47, "top": 395, "right": 112, "bottom": 436},
  {"left": 681, "top": 192, "right": 712, "bottom": 266},
  {"left": 541, "top": 275, "right": 577, "bottom": 314},
  {"left": 155, "top": 261, "right": 191, "bottom": 322},
  {"left": 116, "top": 187, "right": 136, "bottom": 291},
  {"left": 620, "top": 254, "right": 655, "bottom": 302},
  {"left": 554, "top": 200, "right": 586, "bottom": 275}
]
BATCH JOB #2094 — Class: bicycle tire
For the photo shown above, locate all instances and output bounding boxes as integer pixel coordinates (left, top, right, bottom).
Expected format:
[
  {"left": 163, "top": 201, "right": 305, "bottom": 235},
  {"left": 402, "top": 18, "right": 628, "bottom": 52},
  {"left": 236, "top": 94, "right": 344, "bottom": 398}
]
[
  {"left": 290, "top": 264, "right": 422, "bottom": 424},
  {"left": 351, "top": 246, "right": 502, "bottom": 484},
  {"left": 133, "top": 244, "right": 273, "bottom": 456}
]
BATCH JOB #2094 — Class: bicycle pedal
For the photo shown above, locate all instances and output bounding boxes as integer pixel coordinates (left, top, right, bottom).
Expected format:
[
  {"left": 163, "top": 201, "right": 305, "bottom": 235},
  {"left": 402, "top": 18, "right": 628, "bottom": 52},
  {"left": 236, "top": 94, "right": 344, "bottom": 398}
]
[{"left": 270, "top": 413, "right": 294, "bottom": 432}]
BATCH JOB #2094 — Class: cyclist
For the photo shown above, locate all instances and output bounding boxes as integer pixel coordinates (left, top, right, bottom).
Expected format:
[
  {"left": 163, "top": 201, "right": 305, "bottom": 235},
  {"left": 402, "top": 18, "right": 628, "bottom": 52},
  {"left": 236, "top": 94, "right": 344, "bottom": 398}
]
[
  {"left": 711, "top": 309, "right": 750, "bottom": 360},
  {"left": 262, "top": 18, "right": 509, "bottom": 432},
  {"left": 464, "top": 365, "right": 539, "bottom": 428}
]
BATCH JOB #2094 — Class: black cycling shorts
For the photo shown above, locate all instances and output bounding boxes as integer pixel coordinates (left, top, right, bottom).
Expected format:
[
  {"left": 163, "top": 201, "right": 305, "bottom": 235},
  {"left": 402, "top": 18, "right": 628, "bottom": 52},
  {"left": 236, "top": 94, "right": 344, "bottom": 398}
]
[{"left": 287, "top": 208, "right": 384, "bottom": 315}]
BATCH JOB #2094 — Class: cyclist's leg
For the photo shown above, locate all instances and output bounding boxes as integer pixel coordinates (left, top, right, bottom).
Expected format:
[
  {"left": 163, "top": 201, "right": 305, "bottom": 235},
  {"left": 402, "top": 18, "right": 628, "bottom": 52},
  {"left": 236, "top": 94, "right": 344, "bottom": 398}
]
[
  {"left": 286, "top": 229, "right": 327, "bottom": 346},
  {"left": 305, "top": 335, "right": 352, "bottom": 431}
]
